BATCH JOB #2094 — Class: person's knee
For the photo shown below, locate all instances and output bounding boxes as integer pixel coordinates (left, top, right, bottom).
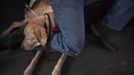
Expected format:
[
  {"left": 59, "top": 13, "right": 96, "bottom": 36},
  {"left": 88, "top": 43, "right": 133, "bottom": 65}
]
[{"left": 63, "top": 36, "right": 85, "bottom": 56}]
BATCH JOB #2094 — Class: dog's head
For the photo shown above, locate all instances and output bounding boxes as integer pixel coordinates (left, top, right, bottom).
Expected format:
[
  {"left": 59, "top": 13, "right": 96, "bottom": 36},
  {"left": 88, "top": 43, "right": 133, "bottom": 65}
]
[{"left": 21, "top": 16, "right": 48, "bottom": 50}]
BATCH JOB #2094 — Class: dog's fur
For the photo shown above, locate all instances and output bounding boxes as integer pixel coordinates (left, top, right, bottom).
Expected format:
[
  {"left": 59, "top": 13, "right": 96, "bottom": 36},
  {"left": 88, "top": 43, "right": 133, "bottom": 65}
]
[
  {"left": 21, "top": 16, "right": 48, "bottom": 50},
  {"left": 1, "top": 0, "right": 56, "bottom": 50}
]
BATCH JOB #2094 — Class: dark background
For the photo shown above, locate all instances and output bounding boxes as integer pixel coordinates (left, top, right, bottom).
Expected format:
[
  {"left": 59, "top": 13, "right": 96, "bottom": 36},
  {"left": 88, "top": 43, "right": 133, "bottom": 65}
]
[{"left": 0, "top": 0, "right": 134, "bottom": 75}]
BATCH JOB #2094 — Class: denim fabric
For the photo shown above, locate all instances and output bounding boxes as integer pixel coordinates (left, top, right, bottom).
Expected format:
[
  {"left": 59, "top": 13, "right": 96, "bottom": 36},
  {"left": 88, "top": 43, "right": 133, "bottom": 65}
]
[
  {"left": 47, "top": 0, "right": 134, "bottom": 56},
  {"left": 105, "top": 0, "right": 134, "bottom": 31},
  {"left": 48, "top": 0, "right": 85, "bottom": 56}
]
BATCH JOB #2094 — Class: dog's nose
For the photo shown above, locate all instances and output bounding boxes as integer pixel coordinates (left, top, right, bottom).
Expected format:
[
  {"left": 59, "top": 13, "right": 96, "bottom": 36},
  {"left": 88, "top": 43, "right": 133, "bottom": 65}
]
[
  {"left": 34, "top": 42, "right": 41, "bottom": 47},
  {"left": 34, "top": 45, "right": 44, "bottom": 51}
]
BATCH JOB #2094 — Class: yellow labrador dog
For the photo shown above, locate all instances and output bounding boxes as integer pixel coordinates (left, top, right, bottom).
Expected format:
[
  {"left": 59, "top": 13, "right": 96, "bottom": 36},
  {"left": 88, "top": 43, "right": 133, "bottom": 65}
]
[
  {"left": 1, "top": 0, "right": 56, "bottom": 50},
  {"left": 2, "top": 1, "right": 67, "bottom": 75}
]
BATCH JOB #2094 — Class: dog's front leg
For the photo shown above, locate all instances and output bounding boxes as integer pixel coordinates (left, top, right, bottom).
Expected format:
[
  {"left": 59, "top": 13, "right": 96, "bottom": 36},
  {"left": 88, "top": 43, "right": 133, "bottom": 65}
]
[
  {"left": 51, "top": 53, "right": 67, "bottom": 75},
  {"left": 24, "top": 51, "right": 42, "bottom": 75},
  {"left": 1, "top": 19, "right": 28, "bottom": 37}
]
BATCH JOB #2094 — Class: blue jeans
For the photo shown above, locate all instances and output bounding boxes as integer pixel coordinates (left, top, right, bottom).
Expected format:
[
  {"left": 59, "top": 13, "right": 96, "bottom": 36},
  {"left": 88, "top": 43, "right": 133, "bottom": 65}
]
[
  {"left": 105, "top": 0, "right": 134, "bottom": 31},
  {"left": 48, "top": 0, "right": 85, "bottom": 56},
  {"left": 48, "top": 0, "right": 134, "bottom": 56}
]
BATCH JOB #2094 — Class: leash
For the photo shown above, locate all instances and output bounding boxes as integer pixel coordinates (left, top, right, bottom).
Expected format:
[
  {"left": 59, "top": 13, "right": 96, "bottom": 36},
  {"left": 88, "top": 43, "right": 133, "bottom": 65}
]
[
  {"left": 39, "top": 14, "right": 52, "bottom": 60},
  {"left": 29, "top": 0, "right": 36, "bottom": 8},
  {"left": 24, "top": 2, "right": 38, "bottom": 17}
]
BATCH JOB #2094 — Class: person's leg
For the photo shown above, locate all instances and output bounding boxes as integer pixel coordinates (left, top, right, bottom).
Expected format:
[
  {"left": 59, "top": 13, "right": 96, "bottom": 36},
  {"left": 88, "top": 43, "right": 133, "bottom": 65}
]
[
  {"left": 105, "top": 0, "right": 134, "bottom": 31},
  {"left": 48, "top": 0, "right": 85, "bottom": 56},
  {"left": 91, "top": 0, "right": 134, "bottom": 51}
]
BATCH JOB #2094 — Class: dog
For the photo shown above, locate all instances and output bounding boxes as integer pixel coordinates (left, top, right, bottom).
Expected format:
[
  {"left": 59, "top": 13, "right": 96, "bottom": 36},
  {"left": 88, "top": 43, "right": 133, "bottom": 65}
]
[
  {"left": 1, "top": 0, "right": 56, "bottom": 50},
  {"left": 1, "top": 1, "right": 67, "bottom": 75}
]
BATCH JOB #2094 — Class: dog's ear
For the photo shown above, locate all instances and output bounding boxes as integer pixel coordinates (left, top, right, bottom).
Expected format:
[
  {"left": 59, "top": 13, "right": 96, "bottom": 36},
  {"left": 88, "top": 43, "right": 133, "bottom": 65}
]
[
  {"left": 34, "top": 27, "right": 48, "bottom": 47},
  {"left": 40, "top": 28, "right": 48, "bottom": 46}
]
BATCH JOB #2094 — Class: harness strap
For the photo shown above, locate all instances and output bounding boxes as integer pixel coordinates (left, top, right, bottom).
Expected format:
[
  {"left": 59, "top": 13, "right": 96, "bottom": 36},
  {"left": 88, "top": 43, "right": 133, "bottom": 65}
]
[
  {"left": 29, "top": 0, "right": 36, "bottom": 8},
  {"left": 24, "top": 3, "right": 38, "bottom": 17}
]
